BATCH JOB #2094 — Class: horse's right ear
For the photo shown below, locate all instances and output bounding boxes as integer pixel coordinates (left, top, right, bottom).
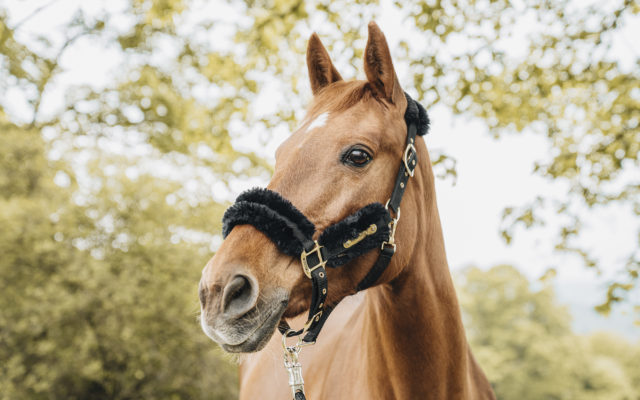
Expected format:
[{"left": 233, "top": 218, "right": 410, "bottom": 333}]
[{"left": 307, "top": 33, "right": 343, "bottom": 95}]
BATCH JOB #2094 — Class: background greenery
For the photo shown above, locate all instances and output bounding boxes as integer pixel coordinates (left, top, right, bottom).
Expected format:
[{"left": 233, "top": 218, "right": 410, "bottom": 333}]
[{"left": 1, "top": 0, "right": 638, "bottom": 398}]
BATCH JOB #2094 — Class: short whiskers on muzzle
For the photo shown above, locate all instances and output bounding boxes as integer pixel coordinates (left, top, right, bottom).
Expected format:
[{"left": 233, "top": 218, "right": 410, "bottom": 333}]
[{"left": 241, "top": 291, "right": 269, "bottom": 326}]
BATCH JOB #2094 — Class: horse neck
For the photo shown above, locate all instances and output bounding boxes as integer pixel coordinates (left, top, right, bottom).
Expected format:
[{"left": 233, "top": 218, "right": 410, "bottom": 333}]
[{"left": 360, "top": 163, "right": 471, "bottom": 398}]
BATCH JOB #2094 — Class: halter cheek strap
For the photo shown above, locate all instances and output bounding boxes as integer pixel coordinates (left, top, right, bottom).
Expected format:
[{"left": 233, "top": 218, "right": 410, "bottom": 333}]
[{"left": 221, "top": 92, "right": 428, "bottom": 344}]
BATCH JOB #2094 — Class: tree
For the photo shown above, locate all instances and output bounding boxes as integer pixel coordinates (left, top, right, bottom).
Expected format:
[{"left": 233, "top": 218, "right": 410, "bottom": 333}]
[
  {"left": 0, "top": 124, "right": 238, "bottom": 399},
  {"left": 1, "top": 6, "right": 240, "bottom": 398},
  {"left": 457, "top": 265, "right": 640, "bottom": 399}
]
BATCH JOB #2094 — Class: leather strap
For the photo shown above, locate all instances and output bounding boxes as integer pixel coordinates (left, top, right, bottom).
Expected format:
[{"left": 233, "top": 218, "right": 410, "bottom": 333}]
[
  {"left": 294, "top": 212, "right": 390, "bottom": 342},
  {"left": 387, "top": 123, "right": 418, "bottom": 214},
  {"left": 356, "top": 244, "right": 395, "bottom": 291},
  {"left": 278, "top": 240, "right": 329, "bottom": 342}
]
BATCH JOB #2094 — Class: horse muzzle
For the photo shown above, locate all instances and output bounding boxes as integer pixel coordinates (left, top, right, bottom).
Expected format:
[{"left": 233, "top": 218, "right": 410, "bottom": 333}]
[{"left": 200, "top": 273, "right": 289, "bottom": 353}]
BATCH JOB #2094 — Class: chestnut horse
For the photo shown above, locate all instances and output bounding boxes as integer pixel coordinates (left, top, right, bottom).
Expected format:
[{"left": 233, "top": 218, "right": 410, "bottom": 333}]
[{"left": 199, "top": 22, "right": 495, "bottom": 399}]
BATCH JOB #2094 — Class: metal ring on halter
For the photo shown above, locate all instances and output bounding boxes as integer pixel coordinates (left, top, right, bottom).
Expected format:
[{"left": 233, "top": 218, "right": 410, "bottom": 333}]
[
  {"left": 282, "top": 329, "right": 297, "bottom": 352},
  {"left": 282, "top": 328, "right": 316, "bottom": 352}
]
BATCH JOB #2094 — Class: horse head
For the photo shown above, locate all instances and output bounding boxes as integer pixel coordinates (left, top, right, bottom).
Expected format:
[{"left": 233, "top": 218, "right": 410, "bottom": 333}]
[{"left": 199, "top": 22, "right": 430, "bottom": 353}]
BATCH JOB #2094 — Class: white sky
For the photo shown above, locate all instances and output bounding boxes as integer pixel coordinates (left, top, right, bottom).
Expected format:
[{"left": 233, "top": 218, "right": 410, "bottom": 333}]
[{"left": 4, "top": 0, "right": 639, "bottom": 339}]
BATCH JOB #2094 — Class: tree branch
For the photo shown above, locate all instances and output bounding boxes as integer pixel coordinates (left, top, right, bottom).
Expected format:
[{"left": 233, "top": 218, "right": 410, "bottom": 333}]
[{"left": 12, "top": 0, "right": 62, "bottom": 31}]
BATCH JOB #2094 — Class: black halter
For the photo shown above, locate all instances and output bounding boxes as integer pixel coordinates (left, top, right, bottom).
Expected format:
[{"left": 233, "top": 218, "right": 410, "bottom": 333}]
[{"left": 222, "top": 93, "right": 429, "bottom": 344}]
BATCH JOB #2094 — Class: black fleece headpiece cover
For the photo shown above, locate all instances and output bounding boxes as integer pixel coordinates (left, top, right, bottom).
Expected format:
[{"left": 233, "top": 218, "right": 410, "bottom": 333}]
[{"left": 405, "top": 92, "right": 430, "bottom": 136}]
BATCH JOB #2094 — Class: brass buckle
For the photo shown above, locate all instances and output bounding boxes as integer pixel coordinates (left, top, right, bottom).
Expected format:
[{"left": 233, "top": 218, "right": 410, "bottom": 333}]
[
  {"left": 300, "top": 241, "right": 326, "bottom": 279},
  {"left": 282, "top": 328, "right": 317, "bottom": 351},
  {"left": 403, "top": 143, "right": 417, "bottom": 177},
  {"left": 302, "top": 310, "right": 323, "bottom": 335}
]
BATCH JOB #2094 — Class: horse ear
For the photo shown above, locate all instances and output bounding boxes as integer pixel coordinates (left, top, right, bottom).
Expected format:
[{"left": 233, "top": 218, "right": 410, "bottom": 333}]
[
  {"left": 364, "top": 22, "right": 403, "bottom": 104},
  {"left": 307, "top": 33, "right": 343, "bottom": 95}
]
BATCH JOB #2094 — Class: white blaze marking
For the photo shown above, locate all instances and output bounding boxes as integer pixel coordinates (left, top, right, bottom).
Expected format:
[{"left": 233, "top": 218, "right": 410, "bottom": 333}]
[{"left": 306, "top": 112, "right": 329, "bottom": 132}]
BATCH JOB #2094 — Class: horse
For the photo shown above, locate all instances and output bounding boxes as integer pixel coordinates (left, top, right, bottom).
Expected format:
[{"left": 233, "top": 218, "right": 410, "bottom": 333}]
[{"left": 199, "top": 22, "right": 495, "bottom": 399}]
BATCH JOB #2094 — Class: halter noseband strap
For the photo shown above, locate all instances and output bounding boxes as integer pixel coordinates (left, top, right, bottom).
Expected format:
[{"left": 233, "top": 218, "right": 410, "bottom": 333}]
[{"left": 221, "top": 93, "right": 429, "bottom": 344}]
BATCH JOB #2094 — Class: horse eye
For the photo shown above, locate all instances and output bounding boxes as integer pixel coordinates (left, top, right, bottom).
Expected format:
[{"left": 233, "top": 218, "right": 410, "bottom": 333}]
[{"left": 343, "top": 148, "right": 372, "bottom": 167}]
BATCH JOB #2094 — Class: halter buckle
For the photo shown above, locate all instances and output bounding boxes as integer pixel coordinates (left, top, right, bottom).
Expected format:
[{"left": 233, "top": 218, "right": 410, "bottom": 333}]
[
  {"left": 300, "top": 241, "right": 326, "bottom": 279},
  {"left": 403, "top": 143, "right": 417, "bottom": 177},
  {"left": 302, "top": 310, "right": 323, "bottom": 334}
]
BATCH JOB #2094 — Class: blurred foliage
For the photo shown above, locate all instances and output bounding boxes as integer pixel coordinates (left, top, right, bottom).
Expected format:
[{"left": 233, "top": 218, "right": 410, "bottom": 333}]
[
  {"left": 0, "top": 127, "right": 237, "bottom": 399},
  {"left": 1, "top": 0, "right": 639, "bottom": 398},
  {"left": 1, "top": 2, "right": 246, "bottom": 398},
  {"left": 3, "top": 1, "right": 638, "bottom": 311},
  {"left": 458, "top": 265, "right": 640, "bottom": 399}
]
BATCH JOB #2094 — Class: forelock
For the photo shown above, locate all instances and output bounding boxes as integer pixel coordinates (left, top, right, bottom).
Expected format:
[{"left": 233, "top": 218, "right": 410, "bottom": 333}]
[{"left": 308, "top": 81, "right": 386, "bottom": 115}]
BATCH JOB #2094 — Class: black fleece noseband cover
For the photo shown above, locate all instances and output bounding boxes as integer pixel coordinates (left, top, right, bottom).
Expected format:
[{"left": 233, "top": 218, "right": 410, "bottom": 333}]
[
  {"left": 222, "top": 189, "right": 391, "bottom": 264},
  {"left": 222, "top": 188, "right": 315, "bottom": 256},
  {"left": 236, "top": 188, "right": 315, "bottom": 238}
]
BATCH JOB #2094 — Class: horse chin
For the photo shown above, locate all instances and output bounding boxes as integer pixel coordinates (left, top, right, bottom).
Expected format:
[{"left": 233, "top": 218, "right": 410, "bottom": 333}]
[{"left": 219, "top": 300, "right": 288, "bottom": 353}]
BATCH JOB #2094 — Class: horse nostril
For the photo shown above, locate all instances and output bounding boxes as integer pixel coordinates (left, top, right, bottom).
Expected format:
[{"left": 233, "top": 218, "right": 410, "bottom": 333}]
[{"left": 221, "top": 275, "right": 257, "bottom": 318}]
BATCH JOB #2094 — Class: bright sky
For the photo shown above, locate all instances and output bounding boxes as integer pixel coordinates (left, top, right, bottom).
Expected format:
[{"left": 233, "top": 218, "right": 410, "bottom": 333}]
[{"left": 5, "top": 0, "right": 639, "bottom": 339}]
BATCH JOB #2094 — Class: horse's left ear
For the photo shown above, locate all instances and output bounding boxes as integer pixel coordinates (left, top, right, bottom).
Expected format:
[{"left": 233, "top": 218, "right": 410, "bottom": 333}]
[{"left": 363, "top": 22, "right": 404, "bottom": 105}]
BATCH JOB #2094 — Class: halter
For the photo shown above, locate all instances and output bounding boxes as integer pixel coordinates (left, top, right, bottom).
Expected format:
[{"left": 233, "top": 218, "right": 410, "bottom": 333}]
[{"left": 221, "top": 93, "right": 429, "bottom": 399}]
